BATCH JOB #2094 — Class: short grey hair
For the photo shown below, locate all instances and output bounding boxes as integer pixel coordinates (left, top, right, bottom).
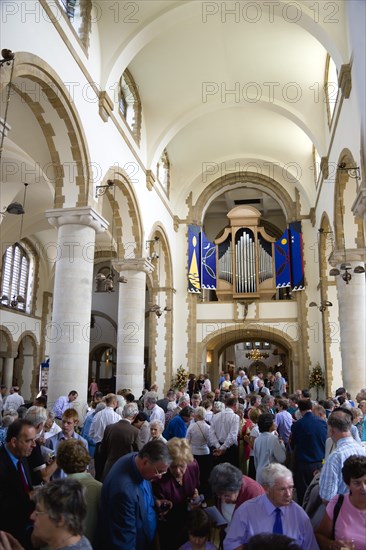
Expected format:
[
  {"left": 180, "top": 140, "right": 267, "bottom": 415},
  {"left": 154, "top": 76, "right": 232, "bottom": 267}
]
[
  {"left": 193, "top": 406, "right": 206, "bottom": 420},
  {"left": 178, "top": 395, "right": 189, "bottom": 406},
  {"left": 25, "top": 406, "right": 47, "bottom": 428},
  {"left": 95, "top": 402, "right": 106, "bottom": 414},
  {"left": 146, "top": 396, "right": 157, "bottom": 405},
  {"left": 328, "top": 410, "right": 352, "bottom": 432},
  {"left": 138, "top": 440, "right": 172, "bottom": 465},
  {"left": 167, "top": 401, "right": 177, "bottom": 411},
  {"left": 35, "top": 479, "right": 86, "bottom": 535},
  {"left": 150, "top": 419, "right": 164, "bottom": 433},
  {"left": 123, "top": 402, "right": 139, "bottom": 419},
  {"left": 213, "top": 401, "right": 225, "bottom": 413},
  {"left": 209, "top": 463, "right": 243, "bottom": 495},
  {"left": 261, "top": 464, "right": 293, "bottom": 487}
]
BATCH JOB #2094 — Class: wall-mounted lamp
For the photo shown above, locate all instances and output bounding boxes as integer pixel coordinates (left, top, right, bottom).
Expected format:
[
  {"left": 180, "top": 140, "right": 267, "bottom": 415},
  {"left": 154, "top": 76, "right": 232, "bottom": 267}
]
[
  {"left": 309, "top": 300, "right": 333, "bottom": 312},
  {"left": 95, "top": 179, "right": 114, "bottom": 198},
  {"left": 338, "top": 162, "right": 361, "bottom": 181}
]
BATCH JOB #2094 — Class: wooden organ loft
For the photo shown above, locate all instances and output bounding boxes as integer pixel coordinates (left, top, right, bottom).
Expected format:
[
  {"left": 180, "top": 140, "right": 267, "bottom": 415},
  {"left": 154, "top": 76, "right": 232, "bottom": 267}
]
[{"left": 214, "top": 205, "right": 277, "bottom": 301}]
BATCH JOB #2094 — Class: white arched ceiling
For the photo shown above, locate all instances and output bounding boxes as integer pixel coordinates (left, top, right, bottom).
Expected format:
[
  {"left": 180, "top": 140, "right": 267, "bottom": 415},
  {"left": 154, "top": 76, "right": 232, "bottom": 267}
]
[{"left": 99, "top": 0, "right": 350, "bottom": 211}]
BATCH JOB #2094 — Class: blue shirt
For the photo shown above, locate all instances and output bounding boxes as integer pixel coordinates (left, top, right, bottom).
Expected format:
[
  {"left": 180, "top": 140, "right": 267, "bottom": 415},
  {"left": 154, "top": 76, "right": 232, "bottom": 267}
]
[
  {"left": 141, "top": 479, "right": 157, "bottom": 541},
  {"left": 319, "top": 436, "right": 366, "bottom": 501},
  {"left": 224, "top": 494, "right": 319, "bottom": 550}
]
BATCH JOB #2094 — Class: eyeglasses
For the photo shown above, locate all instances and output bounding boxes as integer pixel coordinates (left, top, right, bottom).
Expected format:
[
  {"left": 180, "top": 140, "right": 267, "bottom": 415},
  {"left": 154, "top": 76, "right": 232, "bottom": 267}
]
[
  {"left": 153, "top": 464, "right": 168, "bottom": 478},
  {"left": 34, "top": 508, "right": 48, "bottom": 516}
]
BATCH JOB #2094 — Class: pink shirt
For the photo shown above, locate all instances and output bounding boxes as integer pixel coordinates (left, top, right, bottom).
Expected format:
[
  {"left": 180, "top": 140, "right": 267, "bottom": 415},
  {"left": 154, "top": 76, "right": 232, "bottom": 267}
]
[{"left": 327, "top": 494, "right": 366, "bottom": 550}]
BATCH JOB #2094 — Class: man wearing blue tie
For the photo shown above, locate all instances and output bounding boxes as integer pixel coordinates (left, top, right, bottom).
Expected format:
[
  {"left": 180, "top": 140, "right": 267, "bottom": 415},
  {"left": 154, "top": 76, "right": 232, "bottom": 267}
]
[{"left": 223, "top": 464, "right": 318, "bottom": 550}]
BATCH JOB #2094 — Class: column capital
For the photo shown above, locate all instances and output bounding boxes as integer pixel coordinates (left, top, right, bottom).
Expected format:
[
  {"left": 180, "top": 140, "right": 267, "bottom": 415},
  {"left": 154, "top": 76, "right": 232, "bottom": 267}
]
[
  {"left": 114, "top": 257, "right": 154, "bottom": 274},
  {"left": 45, "top": 207, "right": 108, "bottom": 234},
  {"left": 352, "top": 187, "right": 366, "bottom": 219},
  {"left": 329, "top": 248, "right": 366, "bottom": 266}
]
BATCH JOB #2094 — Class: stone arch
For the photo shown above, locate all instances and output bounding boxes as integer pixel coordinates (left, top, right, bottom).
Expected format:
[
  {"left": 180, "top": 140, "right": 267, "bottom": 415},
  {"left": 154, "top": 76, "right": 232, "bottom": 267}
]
[
  {"left": 0, "top": 326, "right": 15, "bottom": 358},
  {"left": 145, "top": 224, "right": 174, "bottom": 392},
  {"left": 1, "top": 52, "right": 92, "bottom": 208},
  {"left": 13, "top": 331, "right": 38, "bottom": 399},
  {"left": 333, "top": 149, "right": 364, "bottom": 251},
  {"left": 192, "top": 172, "right": 297, "bottom": 225},
  {"left": 200, "top": 323, "right": 302, "bottom": 391},
  {"left": 101, "top": 168, "right": 143, "bottom": 258}
]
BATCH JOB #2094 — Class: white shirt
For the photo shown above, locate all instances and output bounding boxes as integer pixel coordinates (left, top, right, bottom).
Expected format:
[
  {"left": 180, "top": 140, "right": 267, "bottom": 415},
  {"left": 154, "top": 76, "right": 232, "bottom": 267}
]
[
  {"left": 209, "top": 408, "right": 240, "bottom": 450},
  {"left": 3, "top": 392, "right": 24, "bottom": 412},
  {"left": 149, "top": 404, "right": 166, "bottom": 424},
  {"left": 89, "top": 407, "right": 120, "bottom": 443},
  {"left": 186, "top": 420, "right": 210, "bottom": 455}
]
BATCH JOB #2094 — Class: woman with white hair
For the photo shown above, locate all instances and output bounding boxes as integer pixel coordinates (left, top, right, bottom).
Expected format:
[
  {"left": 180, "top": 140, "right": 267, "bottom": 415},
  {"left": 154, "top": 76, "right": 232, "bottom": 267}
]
[
  {"left": 149, "top": 419, "right": 167, "bottom": 443},
  {"left": 186, "top": 406, "right": 212, "bottom": 495}
]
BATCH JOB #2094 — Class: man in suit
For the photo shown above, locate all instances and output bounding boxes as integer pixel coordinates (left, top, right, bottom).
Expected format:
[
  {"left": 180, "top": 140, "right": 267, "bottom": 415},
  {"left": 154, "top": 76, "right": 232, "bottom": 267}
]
[
  {"left": 0, "top": 419, "right": 36, "bottom": 549},
  {"left": 99, "top": 402, "right": 140, "bottom": 480},
  {"left": 99, "top": 440, "right": 172, "bottom": 549}
]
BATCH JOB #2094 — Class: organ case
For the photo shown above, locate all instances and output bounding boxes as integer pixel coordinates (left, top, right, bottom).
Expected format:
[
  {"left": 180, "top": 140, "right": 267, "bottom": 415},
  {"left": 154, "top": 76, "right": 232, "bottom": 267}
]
[{"left": 214, "top": 206, "right": 276, "bottom": 300}]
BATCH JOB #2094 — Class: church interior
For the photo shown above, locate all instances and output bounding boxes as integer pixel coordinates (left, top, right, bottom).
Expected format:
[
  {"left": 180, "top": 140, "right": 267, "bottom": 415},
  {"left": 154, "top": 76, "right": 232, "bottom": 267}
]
[{"left": 0, "top": 0, "right": 365, "bottom": 411}]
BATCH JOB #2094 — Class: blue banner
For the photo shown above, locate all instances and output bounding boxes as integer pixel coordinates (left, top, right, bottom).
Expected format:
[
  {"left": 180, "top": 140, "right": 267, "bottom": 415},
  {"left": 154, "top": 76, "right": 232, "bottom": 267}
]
[
  {"left": 289, "top": 221, "right": 305, "bottom": 291},
  {"left": 188, "top": 225, "right": 201, "bottom": 293},
  {"left": 201, "top": 231, "right": 216, "bottom": 289},
  {"left": 275, "top": 229, "right": 291, "bottom": 288}
]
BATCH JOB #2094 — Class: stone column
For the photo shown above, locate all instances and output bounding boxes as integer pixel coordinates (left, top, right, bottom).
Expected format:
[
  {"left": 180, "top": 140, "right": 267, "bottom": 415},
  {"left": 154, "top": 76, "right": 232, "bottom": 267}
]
[
  {"left": 114, "top": 258, "right": 154, "bottom": 396},
  {"left": 45, "top": 207, "right": 108, "bottom": 413},
  {"left": 331, "top": 249, "right": 366, "bottom": 398},
  {"left": 3, "top": 357, "right": 14, "bottom": 389}
]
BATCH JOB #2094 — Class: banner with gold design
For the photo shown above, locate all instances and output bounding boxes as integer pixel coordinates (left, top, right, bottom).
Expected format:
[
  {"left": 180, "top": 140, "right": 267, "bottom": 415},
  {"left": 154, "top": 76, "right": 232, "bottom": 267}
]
[{"left": 188, "top": 225, "right": 201, "bottom": 293}]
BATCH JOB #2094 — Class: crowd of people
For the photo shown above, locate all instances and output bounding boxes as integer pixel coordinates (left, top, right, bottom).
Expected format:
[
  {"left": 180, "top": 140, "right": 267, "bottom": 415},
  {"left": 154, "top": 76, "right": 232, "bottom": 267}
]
[{"left": 0, "top": 369, "right": 366, "bottom": 550}]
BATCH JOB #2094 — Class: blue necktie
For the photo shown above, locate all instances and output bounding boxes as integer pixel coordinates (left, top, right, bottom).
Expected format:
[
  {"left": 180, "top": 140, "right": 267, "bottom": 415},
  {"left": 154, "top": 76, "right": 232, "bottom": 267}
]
[{"left": 273, "top": 507, "right": 283, "bottom": 534}]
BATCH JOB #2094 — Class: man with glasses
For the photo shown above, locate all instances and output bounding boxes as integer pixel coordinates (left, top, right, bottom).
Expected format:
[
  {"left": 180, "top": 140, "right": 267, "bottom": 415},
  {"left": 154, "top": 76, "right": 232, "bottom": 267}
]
[
  {"left": 224, "top": 464, "right": 318, "bottom": 550},
  {"left": 0, "top": 419, "right": 37, "bottom": 549},
  {"left": 98, "top": 439, "right": 172, "bottom": 549}
]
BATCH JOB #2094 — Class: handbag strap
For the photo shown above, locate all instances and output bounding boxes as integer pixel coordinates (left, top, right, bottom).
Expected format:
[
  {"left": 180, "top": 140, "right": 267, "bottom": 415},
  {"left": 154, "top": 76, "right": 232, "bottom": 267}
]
[{"left": 331, "top": 493, "right": 344, "bottom": 540}]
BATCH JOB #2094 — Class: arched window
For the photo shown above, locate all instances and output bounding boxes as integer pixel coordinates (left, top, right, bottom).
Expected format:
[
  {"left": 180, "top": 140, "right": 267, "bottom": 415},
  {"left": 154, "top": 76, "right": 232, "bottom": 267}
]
[
  {"left": 58, "top": 0, "right": 92, "bottom": 51},
  {"left": 325, "top": 54, "right": 339, "bottom": 126},
  {"left": 1, "top": 243, "right": 34, "bottom": 313},
  {"left": 119, "top": 69, "right": 142, "bottom": 145},
  {"left": 156, "top": 149, "right": 170, "bottom": 195}
]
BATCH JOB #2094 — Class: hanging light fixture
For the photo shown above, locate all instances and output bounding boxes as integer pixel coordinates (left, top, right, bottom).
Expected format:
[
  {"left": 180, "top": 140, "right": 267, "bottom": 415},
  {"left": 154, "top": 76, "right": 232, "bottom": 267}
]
[
  {"left": 309, "top": 300, "right": 333, "bottom": 312},
  {"left": 329, "top": 166, "right": 365, "bottom": 282},
  {"left": 95, "top": 182, "right": 116, "bottom": 292}
]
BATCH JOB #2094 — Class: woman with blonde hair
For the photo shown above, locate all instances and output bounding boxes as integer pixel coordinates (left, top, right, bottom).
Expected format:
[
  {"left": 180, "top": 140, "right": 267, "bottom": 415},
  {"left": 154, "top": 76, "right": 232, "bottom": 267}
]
[{"left": 153, "top": 438, "right": 201, "bottom": 550}]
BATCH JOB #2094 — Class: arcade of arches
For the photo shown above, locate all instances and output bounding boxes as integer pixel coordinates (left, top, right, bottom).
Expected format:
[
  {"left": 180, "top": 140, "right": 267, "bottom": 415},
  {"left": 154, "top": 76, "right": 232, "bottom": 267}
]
[{"left": 0, "top": 1, "right": 365, "bottom": 413}]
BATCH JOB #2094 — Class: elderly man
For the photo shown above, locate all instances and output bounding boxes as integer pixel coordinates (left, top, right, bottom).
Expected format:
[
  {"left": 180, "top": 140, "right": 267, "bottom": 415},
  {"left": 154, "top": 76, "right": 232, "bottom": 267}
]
[
  {"left": 89, "top": 392, "right": 120, "bottom": 480},
  {"left": 99, "top": 440, "right": 172, "bottom": 549},
  {"left": 0, "top": 419, "right": 36, "bottom": 548},
  {"left": 319, "top": 409, "right": 366, "bottom": 503},
  {"left": 209, "top": 397, "right": 240, "bottom": 467},
  {"left": 224, "top": 464, "right": 319, "bottom": 550},
  {"left": 145, "top": 396, "right": 166, "bottom": 424},
  {"left": 99, "top": 402, "right": 140, "bottom": 480},
  {"left": 25, "top": 406, "right": 58, "bottom": 485}
]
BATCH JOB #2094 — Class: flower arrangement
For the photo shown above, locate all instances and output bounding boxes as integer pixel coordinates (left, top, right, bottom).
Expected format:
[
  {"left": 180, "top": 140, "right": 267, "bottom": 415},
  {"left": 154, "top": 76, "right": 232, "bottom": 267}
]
[
  {"left": 172, "top": 365, "right": 188, "bottom": 391},
  {"left": 309, "top": 363, "right": 325, "bottom": 400}
]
